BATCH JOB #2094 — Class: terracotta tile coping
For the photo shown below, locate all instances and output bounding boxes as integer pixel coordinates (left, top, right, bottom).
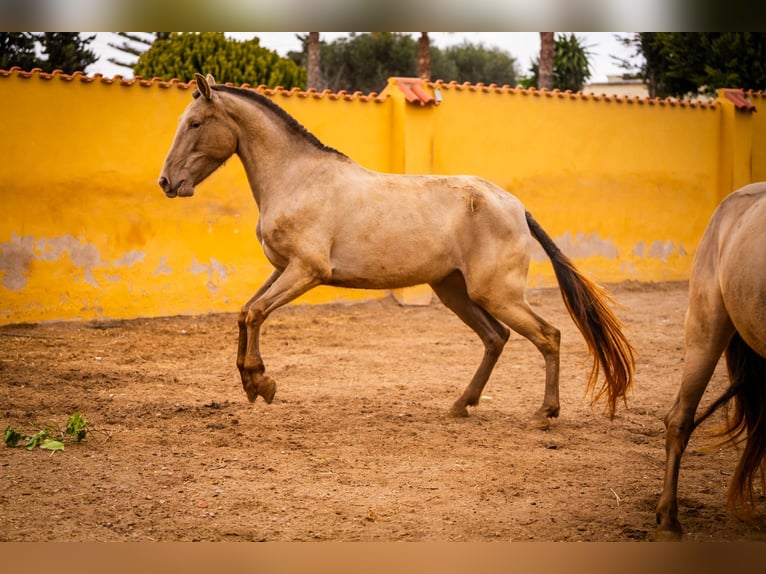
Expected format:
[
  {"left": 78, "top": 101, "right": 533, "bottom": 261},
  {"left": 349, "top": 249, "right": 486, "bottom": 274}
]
[{"left": 2, "top": 67, "right": 763, "bottom": 110}]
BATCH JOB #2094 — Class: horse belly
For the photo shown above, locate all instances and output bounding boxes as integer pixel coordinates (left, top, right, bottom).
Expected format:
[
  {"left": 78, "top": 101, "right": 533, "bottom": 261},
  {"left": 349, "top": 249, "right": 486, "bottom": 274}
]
[{"left": 327, "top": 239, "right": 457, "bottom": 289}]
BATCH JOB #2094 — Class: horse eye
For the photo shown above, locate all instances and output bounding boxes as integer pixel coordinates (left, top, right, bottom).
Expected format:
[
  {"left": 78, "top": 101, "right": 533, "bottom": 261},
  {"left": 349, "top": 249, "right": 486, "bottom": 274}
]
[{"left": 190, "top": 120, "right": 201, "bottom": 129}]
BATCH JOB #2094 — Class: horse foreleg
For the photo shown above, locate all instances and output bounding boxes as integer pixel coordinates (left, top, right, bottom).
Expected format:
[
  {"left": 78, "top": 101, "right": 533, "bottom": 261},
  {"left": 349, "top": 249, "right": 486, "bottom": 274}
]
[
  {"left": 430, "top": 272, "right": 510, "bottom": 418},
  {"left": 237, "top": 269, "right": 283, "bottom": 401},
  {"left": 239, "top": 263, "right": 321, "bottom": 404}
]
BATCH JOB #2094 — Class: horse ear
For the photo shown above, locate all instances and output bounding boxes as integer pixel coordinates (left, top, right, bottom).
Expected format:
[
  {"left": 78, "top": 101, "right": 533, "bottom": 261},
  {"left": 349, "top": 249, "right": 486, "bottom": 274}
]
[
  {"left": 205, "top": 74, "right": 216, "bottom": 86},
  {"left": 194, "top": 73, "right": 212, "bottom": 101}
]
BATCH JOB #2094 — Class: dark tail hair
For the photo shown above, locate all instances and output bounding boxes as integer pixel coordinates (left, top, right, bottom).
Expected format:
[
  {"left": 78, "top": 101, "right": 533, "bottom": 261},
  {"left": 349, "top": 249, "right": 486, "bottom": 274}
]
[
  {"left": 693, "top": 332, "right": 766, "bottom": 518},
  {"left": 525, "top": 211, "right": 635, "bottom": 418}
]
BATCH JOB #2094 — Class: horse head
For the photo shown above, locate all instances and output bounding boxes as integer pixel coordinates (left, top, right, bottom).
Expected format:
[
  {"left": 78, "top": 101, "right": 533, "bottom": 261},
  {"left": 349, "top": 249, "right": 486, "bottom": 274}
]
[{"left": 158, "top": 73, "right": 238, "bottom": 198}]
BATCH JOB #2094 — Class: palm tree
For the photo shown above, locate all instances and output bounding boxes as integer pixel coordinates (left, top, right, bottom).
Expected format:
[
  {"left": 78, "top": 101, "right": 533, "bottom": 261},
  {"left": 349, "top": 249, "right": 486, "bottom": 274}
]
[
  {"left": 417, "top": 32, "right": 431, "bottom": 80},
  {"left": 307, "top": 32, "right": 321, "bottom": 90},
  {"left": 538, "top": 32, "right": 554, "bottom": 89}
]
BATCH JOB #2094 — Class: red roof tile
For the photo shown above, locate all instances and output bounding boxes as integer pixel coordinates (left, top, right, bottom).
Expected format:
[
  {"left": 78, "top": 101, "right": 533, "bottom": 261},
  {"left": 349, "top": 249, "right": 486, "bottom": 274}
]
[
  {"left": 388, "top": 77, "right": 438, "bottom": 106},
  {"left": 722, "top": 88, "right": 757, "bottom": 112}
]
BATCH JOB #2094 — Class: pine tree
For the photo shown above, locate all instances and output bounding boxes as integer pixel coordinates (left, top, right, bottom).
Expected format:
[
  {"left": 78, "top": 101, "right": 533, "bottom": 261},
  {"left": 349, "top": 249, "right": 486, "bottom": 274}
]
[
  {"left": 0, "top": 32, "right": 40, "bottom": 70},
  {"left": 38, "top": 33, "right": 98, "bottom": 73}
]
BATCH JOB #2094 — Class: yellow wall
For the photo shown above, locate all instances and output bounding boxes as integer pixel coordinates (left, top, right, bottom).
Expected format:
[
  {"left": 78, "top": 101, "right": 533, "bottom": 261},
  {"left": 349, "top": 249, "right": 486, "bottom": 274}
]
[
  {"left": 749, "top": 90, "right": 766, "bottom": 183},
  {"left": 0, "top": 69, "right": 763, "bottom": 325}
]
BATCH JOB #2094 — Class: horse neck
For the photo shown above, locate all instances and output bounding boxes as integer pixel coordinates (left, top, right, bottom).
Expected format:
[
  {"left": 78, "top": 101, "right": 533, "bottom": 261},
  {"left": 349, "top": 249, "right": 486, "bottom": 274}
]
[{"left": 226, "top": 95, "right": 336, "bottom": 208}]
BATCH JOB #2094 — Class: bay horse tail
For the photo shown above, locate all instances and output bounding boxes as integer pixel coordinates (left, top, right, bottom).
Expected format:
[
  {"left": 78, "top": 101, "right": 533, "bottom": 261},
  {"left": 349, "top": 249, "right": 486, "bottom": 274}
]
[
  {"left": 525, "top": 211, "right": 635, "bottom": 418},
  {"left": 693, "top": 332, "right": 766, "bottom": 518}
]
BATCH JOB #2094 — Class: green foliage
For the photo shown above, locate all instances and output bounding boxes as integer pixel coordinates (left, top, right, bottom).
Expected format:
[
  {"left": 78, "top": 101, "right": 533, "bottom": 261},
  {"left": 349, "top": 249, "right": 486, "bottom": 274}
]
[
  {"left": 620, "top": 33, "right": 766, "bottom": 98},
  {"left": 300, "top": 32, "right": 418, "bottom": 94},
  {"left": 134, "top": 32, "right": 306, "bottom": 88},
  {"left": 433, "top": 41, "right": 518, "bottom": 86},
  {"left": 0, "top": 32, "right": 39, "bottom": 70},
  {"left": 289, "top": 33, "right": 519, "bottom": 94},
  {"left": 0, "top": 32, "right": 97, "bottom": 74},
  {"left": 521, "top": 33, "right": 592, "bottom": 92},
  {"left": 39, "top": 33, "right": 98, "bottom": 74},
  {"left": 5, "top": 412, "right": 90, "bottom": 452}
]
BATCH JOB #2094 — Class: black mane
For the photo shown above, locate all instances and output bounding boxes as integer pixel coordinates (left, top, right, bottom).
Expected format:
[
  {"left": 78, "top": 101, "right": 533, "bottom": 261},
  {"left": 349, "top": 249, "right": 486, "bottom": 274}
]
[{"left": 201, "top": 84, "right": 347, "bottom": 158}]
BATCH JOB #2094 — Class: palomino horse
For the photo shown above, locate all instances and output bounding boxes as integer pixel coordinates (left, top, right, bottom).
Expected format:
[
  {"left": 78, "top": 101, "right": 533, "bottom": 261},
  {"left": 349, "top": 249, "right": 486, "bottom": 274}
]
[
  {"left": 159, "top": 74, "right": 634, "bottom": 429},
  {"left": 656, "top": 182, "right": 766, "bottom": 540}
]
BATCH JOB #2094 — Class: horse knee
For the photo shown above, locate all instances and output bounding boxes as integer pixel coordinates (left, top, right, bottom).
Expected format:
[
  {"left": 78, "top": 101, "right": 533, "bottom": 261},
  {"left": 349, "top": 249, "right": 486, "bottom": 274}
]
[{"left": 485, "top": 330, "right": 508, "bottom": 356}]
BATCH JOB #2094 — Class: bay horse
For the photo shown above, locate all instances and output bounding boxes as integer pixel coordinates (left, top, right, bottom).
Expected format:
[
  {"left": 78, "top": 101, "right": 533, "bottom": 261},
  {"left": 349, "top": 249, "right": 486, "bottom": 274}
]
[
  {"left": 656, "top": 182, "right": 766, "bottom": 540},
  {"left": 158, "top": 73, "right": 634, "bottom": 429}
]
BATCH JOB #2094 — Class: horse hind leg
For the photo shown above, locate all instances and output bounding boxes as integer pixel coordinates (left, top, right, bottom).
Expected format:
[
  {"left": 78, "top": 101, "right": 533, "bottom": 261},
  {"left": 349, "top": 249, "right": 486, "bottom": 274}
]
[
  {"left": 430, "top": 271, "right": 510, "bottom": 418},
  {"left": 655, "top": 295, "right": 734, "bottom": 540},
  {"left": 483, "top": 298, "right": 561, "bottom": 429}
]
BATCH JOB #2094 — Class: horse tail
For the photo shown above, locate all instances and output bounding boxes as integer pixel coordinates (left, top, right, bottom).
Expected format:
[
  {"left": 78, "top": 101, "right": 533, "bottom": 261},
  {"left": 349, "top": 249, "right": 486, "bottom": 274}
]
[
  {"left": 695, "top": 332, "right": 766, "bottom": 518},
  {"left": 525, "top": 211, "right": 635, "bottom": 418}
]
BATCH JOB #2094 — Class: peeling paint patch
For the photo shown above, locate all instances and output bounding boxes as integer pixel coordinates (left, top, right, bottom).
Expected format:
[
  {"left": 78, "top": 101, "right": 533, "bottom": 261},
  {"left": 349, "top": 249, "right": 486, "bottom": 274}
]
[
  {"left": 647, "top": 240, "right": 676, "bottom": 262},
  {"left": 0, "top": 233, "right": 35, "bottom": 290},
  {"left": 153, "top": 257, "right": 172, "bottom": 276},
  {"left": 36, "top": 235, "right": 104, "bottom": 287},
  {"left": 1, "top": 233, "right": 153, "bottom": 292},
  {"left": 531, "top": 231, "right": 618, "bottom": 262},
  {"left": 114, "top": 249, "right": 146, "bottom": 267},
  {"left": 189, "top": 257, "right": 230, "bottom": 294}
]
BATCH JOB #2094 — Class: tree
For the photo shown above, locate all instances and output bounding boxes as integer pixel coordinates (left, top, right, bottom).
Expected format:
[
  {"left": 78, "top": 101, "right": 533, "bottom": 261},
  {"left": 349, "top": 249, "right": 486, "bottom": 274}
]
[
  {"left": 38, "top": 33, "right": 98, "bottom": 73},
  {"left": 523, "top": 33, "right": 592, "bottom": 92},
  {"left": 0, "top": 33, "right": 98, "bottom": 73},
  {"left": 306, "top": 32, "right": 321, "bottom": 90},
  {"left": 107, "top": 32, "right": 169, "bottom": 71},
  {"left": 538, "top": 32, "right": 555, "bottom": 90},
  {"left": 617, "top": 32, "right": 766, "bottom": 98},
  {"left": 433, "top": 41, "right": 518, "bottom": 86},
  {"left": 0, "top": 32, "right": 39, "bottom": 70},
  {"left": 290, "top": 32, "right": 418, "bottom": 94},
  {"left": 417, "top": 33, "right": 431, "bottom": 80},
  {"left": 134, "top": 32, "right": 306, "bottom": 88},
  {"left": 289, "top": 33, "right": 519, "bottom": 94}
]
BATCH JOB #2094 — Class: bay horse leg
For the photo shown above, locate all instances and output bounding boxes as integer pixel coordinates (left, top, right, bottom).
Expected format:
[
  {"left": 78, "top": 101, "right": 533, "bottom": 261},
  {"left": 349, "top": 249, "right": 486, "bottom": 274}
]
[
  {"left": 655, "top": 292, "right": 734, "bottom": 540},
  {"left": 237, "top": 268, "right": 282, "bottom": 398},
  {"left": 430, "top": 271, "right": 510, "bottom": 418},
  {"left": 479, "top": 293, "right": 561, "bottom": 429},
  {"left": 239, "top": 262, "right": 321, "bottom": 403}
]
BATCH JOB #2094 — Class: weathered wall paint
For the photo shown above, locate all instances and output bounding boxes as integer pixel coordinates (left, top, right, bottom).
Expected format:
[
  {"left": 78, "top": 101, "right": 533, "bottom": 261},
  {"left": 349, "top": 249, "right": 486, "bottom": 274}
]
[{"left": 0, "top": 69, "right": 762, "bottom": 325}]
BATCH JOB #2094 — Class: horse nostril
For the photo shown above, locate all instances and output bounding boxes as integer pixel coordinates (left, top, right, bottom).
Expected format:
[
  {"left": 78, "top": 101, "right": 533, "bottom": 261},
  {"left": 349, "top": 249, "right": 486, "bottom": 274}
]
[{"left": 158, "top": 176, "right": 169, "bottom": 190}]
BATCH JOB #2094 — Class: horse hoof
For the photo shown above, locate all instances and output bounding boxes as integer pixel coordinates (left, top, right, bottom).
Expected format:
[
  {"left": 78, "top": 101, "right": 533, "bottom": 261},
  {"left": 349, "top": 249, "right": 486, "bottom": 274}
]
[
  {"left": 449, "top": 404, "right": 469, "bottom": 418},
  {"left": 654, "top": 527, "right": 683, "bottom": 542},
  {"left": 243, "top": 382, "right": 259, "bottom": 403},
  {"left": 259, "top": 377, "right": 277, "bottom": 404},
  {"left": 527, "top": 415, "right": 551, "bottom": 430}
]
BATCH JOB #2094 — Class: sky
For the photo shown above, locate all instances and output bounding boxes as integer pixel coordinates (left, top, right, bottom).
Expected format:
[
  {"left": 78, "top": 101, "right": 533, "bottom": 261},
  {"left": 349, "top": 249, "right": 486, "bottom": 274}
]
[{"left": 86, "top": 32, "right": 639, "bottom": 85}]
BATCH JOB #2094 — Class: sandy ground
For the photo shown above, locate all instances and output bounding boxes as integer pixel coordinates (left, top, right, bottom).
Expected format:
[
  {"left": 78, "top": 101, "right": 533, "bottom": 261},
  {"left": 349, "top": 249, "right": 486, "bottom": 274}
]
[{"left": 1, "top": 281, "right": 764, "bottom": 542}]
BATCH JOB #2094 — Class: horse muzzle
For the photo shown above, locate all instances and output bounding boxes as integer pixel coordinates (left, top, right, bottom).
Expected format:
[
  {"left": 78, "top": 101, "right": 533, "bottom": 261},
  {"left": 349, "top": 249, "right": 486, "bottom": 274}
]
[{"left": 158, "top": 176, "right": 195, "bottom": 198}]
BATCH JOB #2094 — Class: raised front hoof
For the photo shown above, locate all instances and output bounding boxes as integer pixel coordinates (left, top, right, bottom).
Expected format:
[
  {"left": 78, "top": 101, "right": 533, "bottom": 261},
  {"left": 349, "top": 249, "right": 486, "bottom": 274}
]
[
  {"left": 258, "top": 376, "right": 277, "bottom": 404},
  {"left": 243, "top": 375, "right": 277, "bottom": 404}
]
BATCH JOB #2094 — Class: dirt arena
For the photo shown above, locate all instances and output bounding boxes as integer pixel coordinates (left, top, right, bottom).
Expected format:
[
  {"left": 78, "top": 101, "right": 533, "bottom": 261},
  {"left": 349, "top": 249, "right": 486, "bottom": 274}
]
[{"left": 2, "top": 281, "right": 765, "bottom": 542}]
